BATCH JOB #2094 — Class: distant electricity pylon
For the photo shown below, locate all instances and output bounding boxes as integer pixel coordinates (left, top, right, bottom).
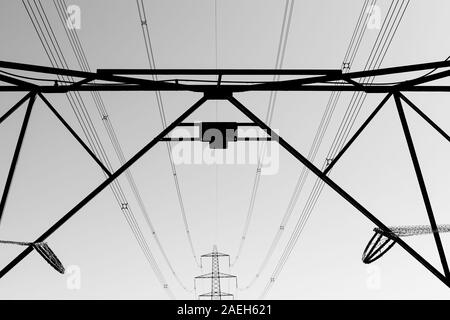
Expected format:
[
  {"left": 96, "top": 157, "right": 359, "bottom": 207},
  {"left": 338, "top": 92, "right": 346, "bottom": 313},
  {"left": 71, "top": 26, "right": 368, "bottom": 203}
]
[
  {"left": 0, "top": 240, "right": 65, "bottom": 274},
  {"left": 195, "top": 245, "right": 237, "bottom": 300},
  {"left": 362, "top": 225, "right": 450, "bottom": 264}
]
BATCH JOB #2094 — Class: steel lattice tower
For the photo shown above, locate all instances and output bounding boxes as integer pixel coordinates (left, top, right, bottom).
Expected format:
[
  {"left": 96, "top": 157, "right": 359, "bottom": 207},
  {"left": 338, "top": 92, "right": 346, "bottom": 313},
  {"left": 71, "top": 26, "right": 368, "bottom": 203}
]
[
  {"left": 211, "top": 245, "right": 221, "bottom": 298},
  {"left": 195, "top": 245, "right": 237, "bottom": 300}
]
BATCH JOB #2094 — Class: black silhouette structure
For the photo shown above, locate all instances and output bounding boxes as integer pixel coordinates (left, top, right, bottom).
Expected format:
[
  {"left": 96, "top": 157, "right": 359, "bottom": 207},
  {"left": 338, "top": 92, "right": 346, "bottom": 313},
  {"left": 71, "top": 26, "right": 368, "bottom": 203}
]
[
  {"left": 162, "top": 122, "right": 272, "bottom": 149},
  {"left": 1, "top": 59, "right": 450, "bottom": 288},
  {"left": 195, "top": 245, "right": 237, "bottom": 300}
]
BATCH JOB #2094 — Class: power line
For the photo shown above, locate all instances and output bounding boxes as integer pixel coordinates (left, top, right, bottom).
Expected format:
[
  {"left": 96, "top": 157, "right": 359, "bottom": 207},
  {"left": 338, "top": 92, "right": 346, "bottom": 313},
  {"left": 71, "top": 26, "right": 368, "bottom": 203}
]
[
  {"left": 260, "top": 0, "right": 410, "bottom": 299},
  {"left": 52, "top": 0, "right": 193, "bottom": 294},
  {"left": 22, "top": 0, "right": 175, "bottom": 299},
  {"left": 232, "top": 0, "right": 295, "bottom": 266},
  {"left": 239, "top": 0, "right": 374, "bottom": 290},
  {"left": 214, "top": 0, "right": 219, "bottom": 246},
  {"left": 136, "top": 0, "right": 200, "bottom": 269}
]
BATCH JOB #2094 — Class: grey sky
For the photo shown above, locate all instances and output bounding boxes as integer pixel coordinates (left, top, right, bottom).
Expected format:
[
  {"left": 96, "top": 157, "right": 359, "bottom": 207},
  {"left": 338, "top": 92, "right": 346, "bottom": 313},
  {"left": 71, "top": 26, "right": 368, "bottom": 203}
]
[{"left": 1, "top": 0, "right": 450, "bottom": 299}]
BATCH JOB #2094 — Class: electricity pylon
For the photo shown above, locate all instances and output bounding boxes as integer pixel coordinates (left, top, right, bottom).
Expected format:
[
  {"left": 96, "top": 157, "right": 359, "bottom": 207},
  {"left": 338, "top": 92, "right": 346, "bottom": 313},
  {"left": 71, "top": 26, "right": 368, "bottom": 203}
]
[
  {"left": 3, "top": 59, "right": 450, "bottom": 288},
  {"left": 195, "top": 245, "right": 237, "bottom": 300}
]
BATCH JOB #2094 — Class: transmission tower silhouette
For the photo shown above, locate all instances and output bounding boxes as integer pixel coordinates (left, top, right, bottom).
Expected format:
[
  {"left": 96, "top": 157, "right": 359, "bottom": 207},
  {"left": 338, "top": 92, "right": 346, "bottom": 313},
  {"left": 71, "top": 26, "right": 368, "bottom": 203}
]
[
  {"left": 3, "top": 58, "right": 450, "bottom": 291},
  {"left": 195, "top": 245, "right": 237, "bottom": 300}
]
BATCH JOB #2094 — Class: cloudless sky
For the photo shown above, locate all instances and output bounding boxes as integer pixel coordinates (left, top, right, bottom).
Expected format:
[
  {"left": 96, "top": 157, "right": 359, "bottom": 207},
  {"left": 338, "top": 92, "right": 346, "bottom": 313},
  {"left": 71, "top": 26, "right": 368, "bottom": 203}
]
[{"left": 1, "top": 0, "right": 450, "bottom": 299}]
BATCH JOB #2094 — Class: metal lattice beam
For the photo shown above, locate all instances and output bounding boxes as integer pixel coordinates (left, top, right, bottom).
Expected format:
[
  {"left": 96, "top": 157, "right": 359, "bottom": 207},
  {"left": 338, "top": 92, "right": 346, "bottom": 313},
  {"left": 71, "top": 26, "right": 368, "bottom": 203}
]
[{"left": 1, "top": 60, "right": 450, "bottom": 289}]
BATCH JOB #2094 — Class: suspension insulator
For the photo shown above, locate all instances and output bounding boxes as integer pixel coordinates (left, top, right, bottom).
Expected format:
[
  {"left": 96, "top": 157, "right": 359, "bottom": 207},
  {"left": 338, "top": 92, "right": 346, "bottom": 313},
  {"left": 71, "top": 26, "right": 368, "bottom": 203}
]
[
  {"left": 32, "top": 242, "right": 65, "bottom": 274},
  {"left": 362, "top": 230, "right": 396, "bottom": 264}
]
